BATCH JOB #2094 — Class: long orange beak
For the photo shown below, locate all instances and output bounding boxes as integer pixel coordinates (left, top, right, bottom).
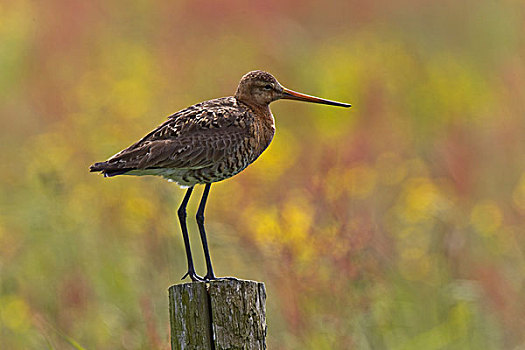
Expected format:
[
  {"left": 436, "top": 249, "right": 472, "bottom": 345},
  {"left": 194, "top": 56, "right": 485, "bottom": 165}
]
[{"left": 282, "top": 87, "right": 351, "bottom": 108}]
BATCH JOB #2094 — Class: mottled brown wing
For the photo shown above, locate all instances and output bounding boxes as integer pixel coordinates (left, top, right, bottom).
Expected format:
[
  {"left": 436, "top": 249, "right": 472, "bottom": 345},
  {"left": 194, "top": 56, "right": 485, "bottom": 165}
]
[
  {"left": 90, "top": 97, "right": 254, "bottom": 174},
  {"left": 106, "top": 128, "right": 251, "bottom": 170}
]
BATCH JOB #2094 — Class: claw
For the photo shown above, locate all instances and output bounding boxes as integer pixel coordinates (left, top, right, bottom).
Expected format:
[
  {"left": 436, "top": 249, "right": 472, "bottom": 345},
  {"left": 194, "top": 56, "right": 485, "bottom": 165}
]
[
  {"left": 204, "top": 275, "right": 239, "bottom": 282},
  {"left": 203, "top": 273, "right": 217, "bottom": 281}
]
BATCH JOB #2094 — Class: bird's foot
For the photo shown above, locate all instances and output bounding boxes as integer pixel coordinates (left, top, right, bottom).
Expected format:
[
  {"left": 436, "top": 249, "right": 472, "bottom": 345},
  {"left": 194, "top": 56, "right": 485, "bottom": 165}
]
[
  {"left": 203, "top": 272, "right": 216, "bottom": 281},
  {"left": 181, "top": 270, "right": 205, "bottom": 282},
  {"left": 204, "top": 275, "right": 239, "bottom": 282}
]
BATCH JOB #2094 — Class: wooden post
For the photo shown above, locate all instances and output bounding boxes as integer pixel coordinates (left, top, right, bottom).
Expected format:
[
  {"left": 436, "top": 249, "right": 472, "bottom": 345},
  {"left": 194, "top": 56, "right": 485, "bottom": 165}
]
[{"left": 169, "top": 279, "right": 267, "bottom": 350}]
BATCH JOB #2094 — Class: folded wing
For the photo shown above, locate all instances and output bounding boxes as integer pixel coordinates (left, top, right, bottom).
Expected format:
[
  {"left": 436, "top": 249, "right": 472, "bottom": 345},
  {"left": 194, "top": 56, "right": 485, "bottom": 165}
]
[{"left": 90, "top": 97, "right": 254, "bottom": 177}]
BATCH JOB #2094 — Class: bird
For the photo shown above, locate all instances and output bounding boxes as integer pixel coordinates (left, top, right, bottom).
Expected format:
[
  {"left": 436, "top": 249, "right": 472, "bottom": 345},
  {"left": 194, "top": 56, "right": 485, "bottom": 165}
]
[{"left": 90, "top": 70, "right": 351, "bottom": 282}]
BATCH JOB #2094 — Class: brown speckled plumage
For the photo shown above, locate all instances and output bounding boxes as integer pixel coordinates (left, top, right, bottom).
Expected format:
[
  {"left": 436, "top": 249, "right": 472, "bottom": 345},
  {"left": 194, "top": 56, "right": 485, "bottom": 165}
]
[
  {"left": 90, "top": 70, "right": 351, "bottom": 281},
  {"left": 91, "top": 96, "right": 274, "bottom": 186}
]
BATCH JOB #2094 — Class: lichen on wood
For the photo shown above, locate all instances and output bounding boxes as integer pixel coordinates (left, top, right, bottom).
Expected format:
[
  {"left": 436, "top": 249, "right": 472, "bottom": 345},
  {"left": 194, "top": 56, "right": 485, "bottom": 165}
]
[{"left": 169, "top": 279, "right": 267, "bottom": 350}]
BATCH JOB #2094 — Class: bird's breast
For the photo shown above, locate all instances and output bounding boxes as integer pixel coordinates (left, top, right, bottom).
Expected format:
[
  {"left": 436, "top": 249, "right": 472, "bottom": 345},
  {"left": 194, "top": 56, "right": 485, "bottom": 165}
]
[{"left": 251, "top": 111, "right": 275, "bottom": 162}]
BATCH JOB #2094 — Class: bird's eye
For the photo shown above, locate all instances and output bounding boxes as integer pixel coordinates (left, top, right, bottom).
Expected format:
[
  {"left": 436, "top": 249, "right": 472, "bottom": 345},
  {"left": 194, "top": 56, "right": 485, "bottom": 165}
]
[{"left": 263, "top": 84, "right": 273, "bottom": 90}]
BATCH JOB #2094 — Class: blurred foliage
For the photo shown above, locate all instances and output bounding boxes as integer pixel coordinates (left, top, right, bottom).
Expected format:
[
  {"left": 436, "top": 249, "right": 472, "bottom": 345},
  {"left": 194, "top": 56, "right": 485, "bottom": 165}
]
[{"left": 1, "top": 0, "right": 525, "bottom": 349}]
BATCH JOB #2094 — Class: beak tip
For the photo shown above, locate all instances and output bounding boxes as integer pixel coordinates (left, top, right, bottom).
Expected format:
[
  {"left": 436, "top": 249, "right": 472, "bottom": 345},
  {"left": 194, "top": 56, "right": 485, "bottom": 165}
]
[{"left": 282, "top": 88, "right": 353, "bottom": 108}]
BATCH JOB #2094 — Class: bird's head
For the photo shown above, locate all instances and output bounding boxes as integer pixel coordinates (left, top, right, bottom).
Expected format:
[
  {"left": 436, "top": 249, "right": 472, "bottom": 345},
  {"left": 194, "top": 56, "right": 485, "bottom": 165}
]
[{"left": 234, "top": 70, "right": 351, "bottom": 109}]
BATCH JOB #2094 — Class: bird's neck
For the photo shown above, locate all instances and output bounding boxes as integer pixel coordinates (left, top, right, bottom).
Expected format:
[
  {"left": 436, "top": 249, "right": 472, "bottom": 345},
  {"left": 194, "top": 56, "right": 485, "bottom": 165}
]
[
  {"left": 235, "top": 98, "right": 272, "bottom": 123},
  {"left": 235, "top": 96, "right": 268, "bottom": 114},
  {"left": 236, "top": 98, "right": 275, "bottom": 156},
  {"left": 254, "top": 106, "right": 276, "bottom": 156}
]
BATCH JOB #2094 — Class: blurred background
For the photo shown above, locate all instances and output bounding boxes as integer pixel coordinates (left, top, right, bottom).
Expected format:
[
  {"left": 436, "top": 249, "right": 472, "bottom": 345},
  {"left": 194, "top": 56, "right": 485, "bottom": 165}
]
[{"left": 1, "top": 0, "right": 524, "bottom": 349}]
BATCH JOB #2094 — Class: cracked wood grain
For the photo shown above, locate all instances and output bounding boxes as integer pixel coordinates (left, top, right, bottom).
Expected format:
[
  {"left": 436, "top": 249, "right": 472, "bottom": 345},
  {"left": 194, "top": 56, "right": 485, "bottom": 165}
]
[{"left": 169, "top": 279, "right": 266, "bottom": 350}]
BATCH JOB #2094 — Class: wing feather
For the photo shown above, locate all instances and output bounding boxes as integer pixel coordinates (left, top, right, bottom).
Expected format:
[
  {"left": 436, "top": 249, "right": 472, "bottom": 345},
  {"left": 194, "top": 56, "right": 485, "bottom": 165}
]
[{"left": 90, "top": 97, "right": 255, "bottom": 175}]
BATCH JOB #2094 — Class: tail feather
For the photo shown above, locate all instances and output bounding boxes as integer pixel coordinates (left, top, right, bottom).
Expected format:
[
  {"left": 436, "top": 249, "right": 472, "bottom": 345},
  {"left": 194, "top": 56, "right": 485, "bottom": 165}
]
[
  {"left": 89, "top": 161, "right": 132, "bottom": 177},
  {"left": 89, "top": 162, "right": 108, "bottom": 172}
]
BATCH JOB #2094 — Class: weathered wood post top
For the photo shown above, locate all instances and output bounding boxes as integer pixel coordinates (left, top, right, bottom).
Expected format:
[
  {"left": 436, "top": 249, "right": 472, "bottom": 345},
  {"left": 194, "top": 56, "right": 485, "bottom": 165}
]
[{"left": 169, "top": 279, "right": 267, "bottom": 350}]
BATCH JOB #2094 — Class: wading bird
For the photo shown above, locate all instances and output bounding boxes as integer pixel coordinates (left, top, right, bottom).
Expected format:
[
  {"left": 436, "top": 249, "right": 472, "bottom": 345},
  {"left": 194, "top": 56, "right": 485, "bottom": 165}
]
[{"left": 90, "top": 70, "right": 351, "bottom": 282}]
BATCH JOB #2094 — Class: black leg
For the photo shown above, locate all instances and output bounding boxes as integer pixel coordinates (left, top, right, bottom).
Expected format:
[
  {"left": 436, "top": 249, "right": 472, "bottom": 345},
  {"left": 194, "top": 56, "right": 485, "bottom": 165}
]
[
  {"left": 196, "top": 183, "right": 216, "bottom": 280},
  {"left": 177, "top": 187, "right": 203, "bottom": 282}
]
